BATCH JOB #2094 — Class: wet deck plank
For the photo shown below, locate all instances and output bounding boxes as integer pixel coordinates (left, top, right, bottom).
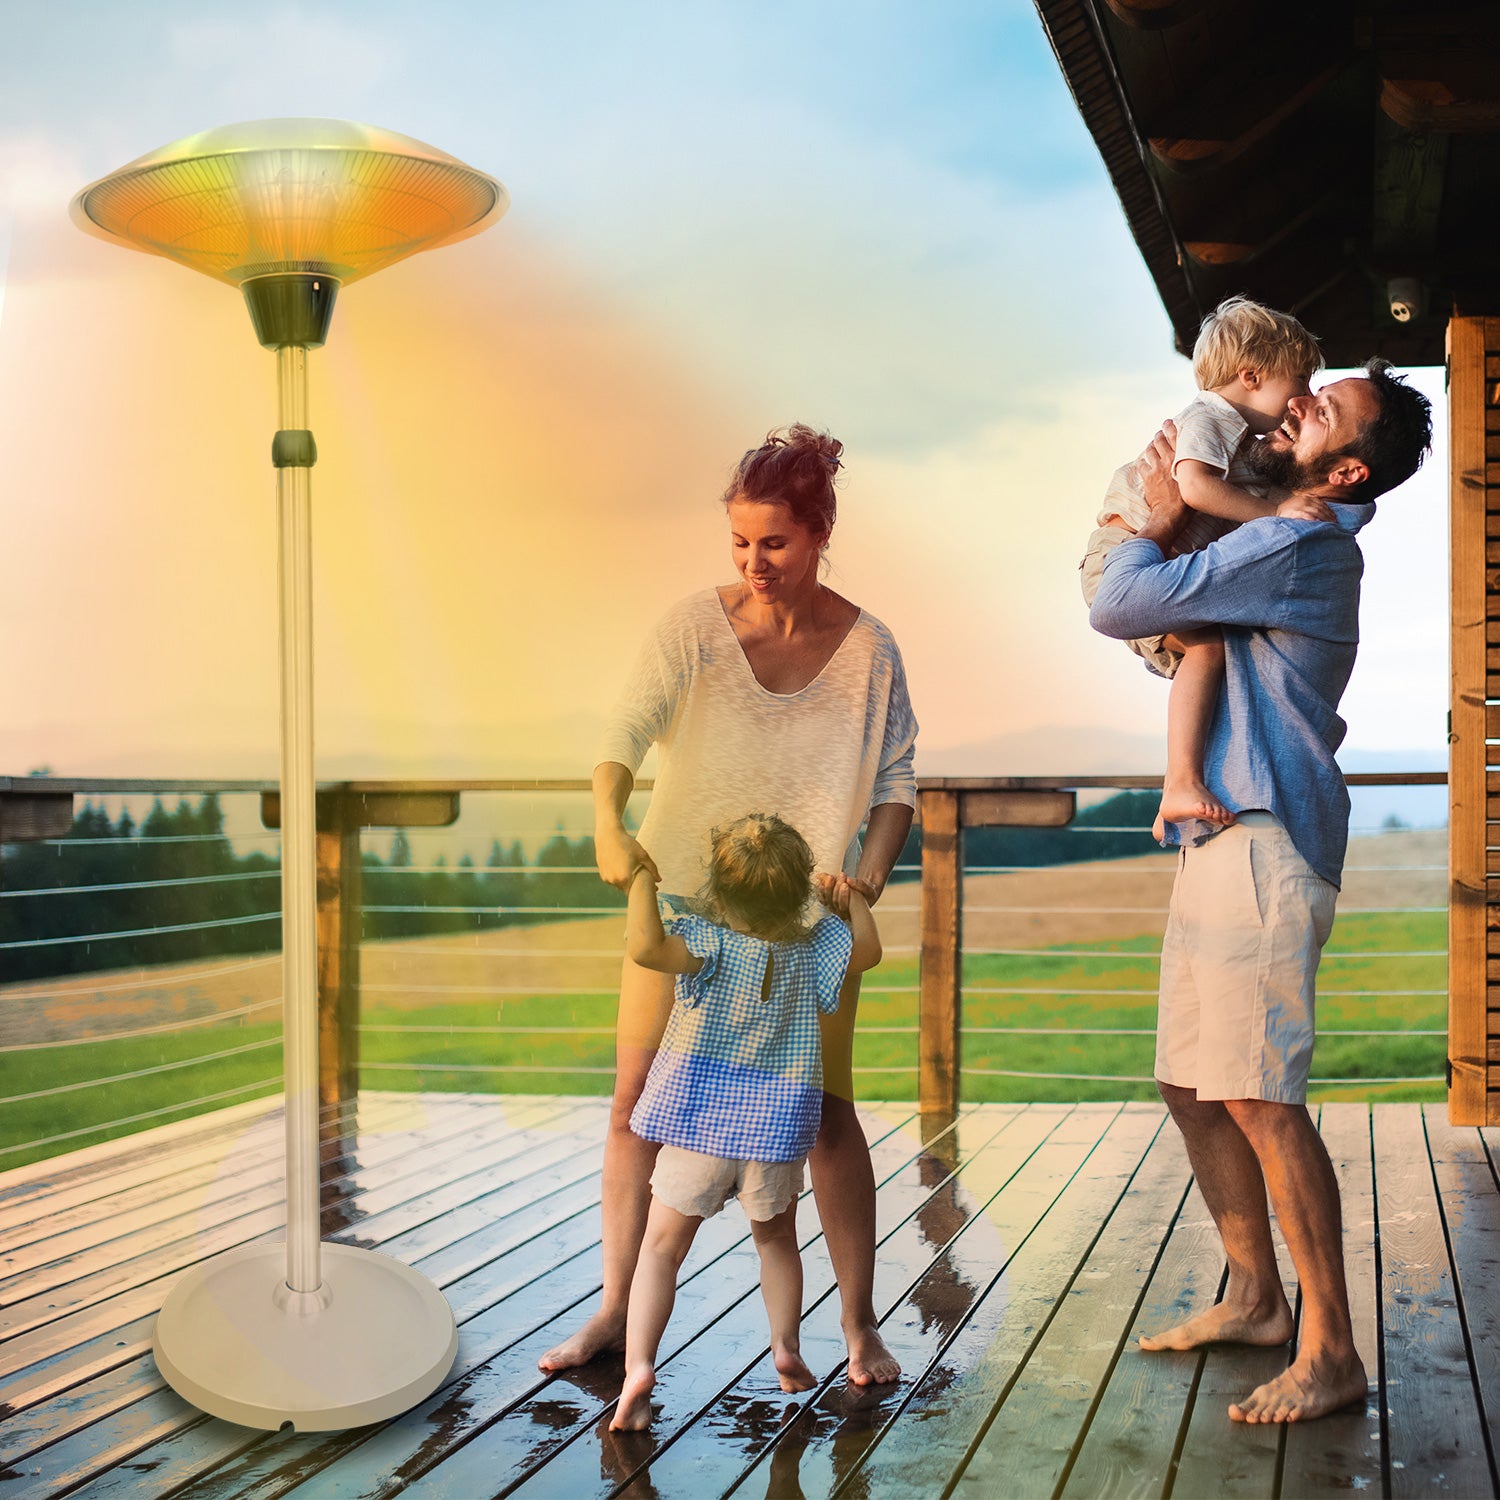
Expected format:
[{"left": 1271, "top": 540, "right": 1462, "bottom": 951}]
[{"left": 0, "top": 1098, "right": 1497, "bottom": 1499}]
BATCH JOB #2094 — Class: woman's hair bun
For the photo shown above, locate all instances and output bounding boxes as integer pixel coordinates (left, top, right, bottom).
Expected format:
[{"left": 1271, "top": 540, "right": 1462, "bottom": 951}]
[
  {"left": 779, "top": 422, "right": 843, "bottom": 474},
  {"left": 723, "top": 423, "right": 843, "bottom": 540}
]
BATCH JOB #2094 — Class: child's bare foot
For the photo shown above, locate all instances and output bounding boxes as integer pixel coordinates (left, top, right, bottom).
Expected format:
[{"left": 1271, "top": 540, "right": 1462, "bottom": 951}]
[
  {"left": 846, "top": 1322, "right": 901, "bottom": 1386},
  {"left": 773, "top": 1344, "right": 817, "bottom": 1393},
  {"left": 1157, "top": 780, "right": 1235, "bottom": 839},
  {"left": 610, "top": 1364, "right": 656, "bottom": 1431}
]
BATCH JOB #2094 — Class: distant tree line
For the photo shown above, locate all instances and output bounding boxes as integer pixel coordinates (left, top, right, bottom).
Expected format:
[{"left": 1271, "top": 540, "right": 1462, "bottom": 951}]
[
  {"left": 889, "top": 788, "right": 1161, "bottom": 880},
  {"left": 1, "top": 790, "right": 1161, "bottom": 983},
  {"left": 0, "top": 796, "right": 615, "bottom": 984}
]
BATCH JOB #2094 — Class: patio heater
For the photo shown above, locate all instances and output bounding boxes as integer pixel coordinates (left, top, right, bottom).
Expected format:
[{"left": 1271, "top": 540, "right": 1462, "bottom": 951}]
[{"left": 71, "top": 119, "right": 508, "bottom": 1430}]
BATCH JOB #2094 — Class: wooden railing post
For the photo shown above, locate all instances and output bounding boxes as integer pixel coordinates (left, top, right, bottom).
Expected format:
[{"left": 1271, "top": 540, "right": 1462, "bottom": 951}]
[
  {"left": 916, "top": 781, "right": 1078, "bottom": 1120},
  {"left": 918, "top": 788, "right": 962, "bottom": 1118},
  {"left": 315, "top": 790, "right": 361, "bottom": 1111},
  {"left": 262, "top": 786, "right": 460, "bottom": 1113}
]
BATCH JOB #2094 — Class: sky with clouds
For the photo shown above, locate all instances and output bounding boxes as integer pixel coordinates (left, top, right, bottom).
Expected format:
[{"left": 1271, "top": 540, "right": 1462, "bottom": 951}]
[{"left": 0, "top": 1, "right": 1449, "bottom": 780}]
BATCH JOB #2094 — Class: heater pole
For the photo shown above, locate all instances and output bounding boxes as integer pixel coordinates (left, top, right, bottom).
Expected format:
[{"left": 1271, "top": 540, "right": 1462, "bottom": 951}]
[{"left": 275, "top": 341, "right": 321, "bottom": 1294}]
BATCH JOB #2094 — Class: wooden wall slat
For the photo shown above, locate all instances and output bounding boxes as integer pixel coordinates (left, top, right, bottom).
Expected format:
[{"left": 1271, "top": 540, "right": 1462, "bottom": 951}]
[{"left": 1450, "top": 316, "right": 1491, "bottom": 1125}]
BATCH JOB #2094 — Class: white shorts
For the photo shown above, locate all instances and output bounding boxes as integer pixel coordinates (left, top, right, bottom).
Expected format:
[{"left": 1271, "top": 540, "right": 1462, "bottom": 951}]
[
  {"left": 650, "top": 1146, "right": 804, "bottom": 1222},
  {"left": 1155, "top": 813, "right": 1337, "bottom": 1105},
  {"left": 1080, "top": 522, "right": 1182, "bottom": 680}
]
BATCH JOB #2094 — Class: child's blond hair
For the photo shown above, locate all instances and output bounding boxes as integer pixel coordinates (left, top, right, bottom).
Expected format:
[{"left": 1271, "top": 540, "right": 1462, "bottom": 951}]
[
  {"left": 695, "top": 812, "right": 814, "bottom": 943},
  {"left": 1192, "top": 296, "right": 1323, "bottom": 391}
]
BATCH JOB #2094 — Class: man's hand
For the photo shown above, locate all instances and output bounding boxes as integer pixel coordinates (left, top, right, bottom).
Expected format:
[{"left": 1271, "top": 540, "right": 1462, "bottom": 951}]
[
  {"left": 594, "top": 824, "right": 660, "bottom": 892},
  {"left": 1133, "top": 418, "right": 1191, "bottom": 551},
  {"left": 1275, "top": 493, "right": 1335, "bottom": 524}
]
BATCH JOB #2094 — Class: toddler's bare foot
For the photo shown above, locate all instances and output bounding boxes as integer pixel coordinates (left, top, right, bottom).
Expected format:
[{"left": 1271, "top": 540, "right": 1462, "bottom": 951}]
[
  {"left": 1158, "top": 780, "right": 1235, "bottom": 834},
  {"left": 539, "top": 1311, "right": 625, "bottom": 1372},
  {"left": 1139, "top": 1297, "right": 1294, "bottom": 1352},
  {"left": 773, "top": 1344, "right": 817, "bottom": 1393},
  {"left": 1229, "top": 1352, "right": 1368, "bottom": 1423},
  {"left": 610, "top": 1364, "right": 656, "bottom": 1431},
  {"left": 846, "top": 1322, "right": 900, "bottom": 1386}
]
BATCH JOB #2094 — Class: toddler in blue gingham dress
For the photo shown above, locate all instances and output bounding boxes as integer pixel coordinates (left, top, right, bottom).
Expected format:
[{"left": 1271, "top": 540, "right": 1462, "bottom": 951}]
[{"left": 610, "top": 813, "right": 883, "bottom": 1431}]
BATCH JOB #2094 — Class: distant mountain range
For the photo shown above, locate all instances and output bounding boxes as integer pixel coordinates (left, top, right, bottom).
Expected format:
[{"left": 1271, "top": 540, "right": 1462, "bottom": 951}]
[{"left": 4, "top": 717, "right": 1445, "bottom": 783}]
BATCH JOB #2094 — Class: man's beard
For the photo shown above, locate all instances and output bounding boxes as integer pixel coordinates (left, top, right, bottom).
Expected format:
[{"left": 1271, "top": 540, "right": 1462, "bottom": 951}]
[{"left": 1242, "top": 435, "right": 1309, "bottom": 489}]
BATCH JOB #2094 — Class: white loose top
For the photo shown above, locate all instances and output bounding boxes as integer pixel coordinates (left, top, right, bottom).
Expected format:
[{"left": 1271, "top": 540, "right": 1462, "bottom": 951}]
[{"left": 597, "top": 589, "right": 919, "bottom": 897}]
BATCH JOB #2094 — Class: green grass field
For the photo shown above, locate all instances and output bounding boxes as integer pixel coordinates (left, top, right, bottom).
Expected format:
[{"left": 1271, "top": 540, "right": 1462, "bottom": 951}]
[
  {"left": 354, "top": 908, "right": 1445, "bottom": 1105},
  {"left": 0, "top": 909, "right": 1445, "bottom": 1172}
]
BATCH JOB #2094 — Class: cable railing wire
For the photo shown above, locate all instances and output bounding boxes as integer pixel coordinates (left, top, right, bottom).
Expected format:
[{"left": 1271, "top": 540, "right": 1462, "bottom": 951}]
[
  {"left": 0, "top": 910, "right": 279, "bottom": 950},
  {"left": 0, "top": 777, "right": 1447, "bottom": 1164},
  {"left": 0, "top": 954, "right": 278, "bottom": 1000},
  {"left": 0, "top": 999, "right": 283, "bottom": 1053},
  {"left": 0, "top": 1077, "right": 282, "bottom": 1161},
  {"left": 0, "top": 1036, "right": 282, "bottom": 1104}
]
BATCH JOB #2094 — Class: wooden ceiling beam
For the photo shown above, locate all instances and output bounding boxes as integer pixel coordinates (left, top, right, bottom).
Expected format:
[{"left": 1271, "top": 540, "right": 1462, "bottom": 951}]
[
  {"left": 1145, "top": 59, "right": 1344, "bottom": 169},
  {"left": 1102, "top": 0, "right": 1214, "bottom": 28},
  {"left": 1374, "top": 7, "right": 1500, "bottom": 132}
]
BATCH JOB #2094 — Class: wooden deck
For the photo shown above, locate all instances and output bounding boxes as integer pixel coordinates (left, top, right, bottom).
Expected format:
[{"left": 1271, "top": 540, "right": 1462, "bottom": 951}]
[{"left": 0, "top": 1095, "right": 1496, "bottom": 1499}]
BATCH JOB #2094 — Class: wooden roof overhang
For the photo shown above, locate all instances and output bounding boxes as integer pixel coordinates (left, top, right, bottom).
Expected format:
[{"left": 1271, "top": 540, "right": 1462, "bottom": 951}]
[{"left": 1035, "top": 0, "right": 1500, "bottom": 368}]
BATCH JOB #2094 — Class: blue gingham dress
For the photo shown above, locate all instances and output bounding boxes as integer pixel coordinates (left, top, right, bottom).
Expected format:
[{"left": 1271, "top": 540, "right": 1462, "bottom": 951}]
[{"left": 630, "top": 912, "right": 854, "bottom": 1162}]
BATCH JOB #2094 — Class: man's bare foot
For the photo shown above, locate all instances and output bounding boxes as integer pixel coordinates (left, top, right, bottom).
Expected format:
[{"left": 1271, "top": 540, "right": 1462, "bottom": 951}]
[
  {"left": 1139, "top": 1297, "right": 1294, "bottom": 1352},
  {"left": 1229, "top": 1352, "right": 1368, "bottom": 1423},
  {"left": 609, "top": 1364, "right": 656, "bottom": 1431},
  {"left": 538, "top": 1311, "right": 625, "bottom": 1372},
  {"left": 773, "top": 1344, "right": 817, "bottom": 1393},
  {"left": 1157, "top": 780, "right": 1235, "bottom": 839},
  {"left": 846, "top": 1323, "right": 900, "bottom": 1386}
]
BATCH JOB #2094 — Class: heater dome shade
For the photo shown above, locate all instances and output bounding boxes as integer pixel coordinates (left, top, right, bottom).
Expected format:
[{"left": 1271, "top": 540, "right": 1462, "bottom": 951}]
[{"left": 70, "top": 117, "right": 507, "bottom": 287}]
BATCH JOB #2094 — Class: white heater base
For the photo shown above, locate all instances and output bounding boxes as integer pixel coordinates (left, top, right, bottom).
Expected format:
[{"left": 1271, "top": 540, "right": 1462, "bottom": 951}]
[{"left": 153, "top": 1241, "right": 458, "bottom": 1431}]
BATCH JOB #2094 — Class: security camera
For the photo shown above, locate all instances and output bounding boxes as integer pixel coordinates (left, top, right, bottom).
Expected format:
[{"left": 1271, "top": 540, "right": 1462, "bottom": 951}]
[{"left": 1387, "top": 277, "right": 1422, "bottom": 323}]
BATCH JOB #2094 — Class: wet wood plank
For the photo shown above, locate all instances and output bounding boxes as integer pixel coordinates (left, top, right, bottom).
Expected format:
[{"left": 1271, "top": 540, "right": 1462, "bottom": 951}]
[
  {"left": 947, "top": 1110, "right": 1184, "bottom": 1497},
  {"left": 1422, "top": 1104, "right": 1500, "bottom": 1480},
  {"left": 2, "top": 1105, "right": 614, "bottom": 1495},
  {"left": 2, "top": 1099, "right": 1499, "bottom": 1500},
  {"left": 1278, "top": 1104, "right": 1383, "bottom": 1497},
  {"left": 617, "top": 1104, "right": 1057, "bottom": 1499},
  {"left": 387, "top": 1114, "right": 932, "bottom": 1500},
  {"left": 1375, "top": 1103, "right": 1494, "bottom": 1496},
  {"left": 772, "top": 1104, "right": 1145, "bottom": 1500}
]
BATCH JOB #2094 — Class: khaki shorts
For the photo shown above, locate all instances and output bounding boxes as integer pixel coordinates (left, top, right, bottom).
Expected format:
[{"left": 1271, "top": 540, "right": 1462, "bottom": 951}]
[
  {"left": 1155, "top": 813, "right": 1337, "bottom": 1105},
  {"left": 1080, "top": 522, "right": 1182, "bottom": 680},
  {"left": 650, "top": 1145, "right": 804, "bottom": 1222}
]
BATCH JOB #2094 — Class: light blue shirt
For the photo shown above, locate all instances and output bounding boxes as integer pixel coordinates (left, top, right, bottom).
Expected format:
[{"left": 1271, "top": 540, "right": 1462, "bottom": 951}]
[
  {"left": 629, "top": 912, "right": 853, "bottom": 1162},
  {"left": 1089, "top": 505, "right": 1375, "bottom": 887}
]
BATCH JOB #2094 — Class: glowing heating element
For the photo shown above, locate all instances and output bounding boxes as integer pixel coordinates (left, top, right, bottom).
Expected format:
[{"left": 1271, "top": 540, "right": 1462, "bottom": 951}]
[{"left": 71, "top": 117, "right": 507, "bottom": 287}]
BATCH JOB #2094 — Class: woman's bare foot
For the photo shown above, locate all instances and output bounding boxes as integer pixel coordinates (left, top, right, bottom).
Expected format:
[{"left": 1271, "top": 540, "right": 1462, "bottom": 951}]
[
  {"left": 1139, "top": 1296, "right": 1294, "bottom": 1352},
  {"left": 846, "top": 1322, "right": 901, "bottom": 1385},
  {"left": 773, "top": 1344, "right": 817, "bottom": 1393},
  {"left": 1157, "top": 780, "right": 1235, "bottom": 839},
  {"left": 610, "top": 1364, "right": 656, "bottom": 1431},
  {"left": 1229, "top": 1352, "right": 1368, "bottom": 1423},
  {"left": 538, "top": 1311, "right": 625, "bottom": 1373}
]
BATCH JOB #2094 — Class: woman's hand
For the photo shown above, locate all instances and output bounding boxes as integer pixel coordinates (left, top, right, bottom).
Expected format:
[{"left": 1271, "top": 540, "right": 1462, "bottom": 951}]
[
  {"left": 815, "top": 872, "right": 879, "bottom": 917},
  {"left": 594, "top": 823, "right": 660, "bottom": 892}
]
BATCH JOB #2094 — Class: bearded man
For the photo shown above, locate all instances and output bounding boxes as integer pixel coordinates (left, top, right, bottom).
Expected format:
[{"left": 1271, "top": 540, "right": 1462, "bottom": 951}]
[{"left": 1090, "top": 357, "right": 1432, "bottom": 1422}]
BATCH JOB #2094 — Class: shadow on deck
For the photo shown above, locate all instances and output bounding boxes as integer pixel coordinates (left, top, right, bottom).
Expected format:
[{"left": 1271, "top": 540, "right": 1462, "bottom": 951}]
[{"left": 1, "top": 1094, "right": 1497, "bottom": 1498}]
